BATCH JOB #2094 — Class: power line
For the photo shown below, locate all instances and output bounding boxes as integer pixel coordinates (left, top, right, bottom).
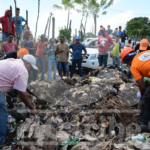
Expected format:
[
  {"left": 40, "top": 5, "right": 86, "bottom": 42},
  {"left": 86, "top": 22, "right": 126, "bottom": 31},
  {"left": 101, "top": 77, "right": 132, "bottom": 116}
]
[{"left": 109, "top": 8, "right": 150, "bottom": 16}]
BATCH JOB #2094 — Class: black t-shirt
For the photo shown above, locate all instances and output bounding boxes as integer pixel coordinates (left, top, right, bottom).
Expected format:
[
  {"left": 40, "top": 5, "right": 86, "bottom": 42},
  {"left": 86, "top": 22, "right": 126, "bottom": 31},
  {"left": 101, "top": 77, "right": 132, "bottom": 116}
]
[
  {"left": 1, "top": 51, "right": 17, "bottom": 60},
  {"left": 121, "top": 33, "right": 129, "bottom": 43}
]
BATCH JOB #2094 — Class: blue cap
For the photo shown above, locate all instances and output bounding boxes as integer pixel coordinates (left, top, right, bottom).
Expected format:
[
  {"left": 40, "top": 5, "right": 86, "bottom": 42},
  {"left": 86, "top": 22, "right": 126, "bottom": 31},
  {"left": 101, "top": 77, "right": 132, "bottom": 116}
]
[
  {"left": 123, "top": 29, "right": 126, "bottom": 32},
  {"left": 75, "top": 36, "right": 80, "bottom": 40}
]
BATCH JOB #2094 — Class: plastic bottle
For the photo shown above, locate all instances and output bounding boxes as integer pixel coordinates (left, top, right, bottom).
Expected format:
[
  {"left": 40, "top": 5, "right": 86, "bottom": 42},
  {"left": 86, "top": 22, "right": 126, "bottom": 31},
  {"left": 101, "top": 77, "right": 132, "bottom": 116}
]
[
  {"left": 60, "top": 138, "right": 79, "bottom": 147},
  {"left": 128, "top": 135, "right": 147, "bottom": 142}
]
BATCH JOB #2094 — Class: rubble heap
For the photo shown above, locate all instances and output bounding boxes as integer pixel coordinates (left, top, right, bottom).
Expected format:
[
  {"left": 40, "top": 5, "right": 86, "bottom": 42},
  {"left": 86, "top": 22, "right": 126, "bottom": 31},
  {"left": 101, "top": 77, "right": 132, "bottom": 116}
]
[{"left": 4, "top": 67, "right": 149, "bottom": 150}]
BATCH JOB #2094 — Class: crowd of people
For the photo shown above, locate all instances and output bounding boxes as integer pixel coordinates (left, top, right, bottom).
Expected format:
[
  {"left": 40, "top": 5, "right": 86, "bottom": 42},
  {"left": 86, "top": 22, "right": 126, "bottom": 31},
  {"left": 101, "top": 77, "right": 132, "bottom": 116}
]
[
  {"left": 97, "top": 25, "right": 138, "bottom": 68},
  {"left": 0, "top": 8, "right": 87, "bottom": 82}
]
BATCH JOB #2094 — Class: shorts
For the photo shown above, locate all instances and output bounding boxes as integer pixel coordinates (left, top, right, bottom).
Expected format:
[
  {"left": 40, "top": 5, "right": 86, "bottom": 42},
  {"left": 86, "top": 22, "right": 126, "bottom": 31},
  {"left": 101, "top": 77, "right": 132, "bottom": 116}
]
[
  {"left": 58, "top": 62, "right": 69, "bottom": 72},
  {"left": 121, "top": 42, "right": 125, "bottom": 48}
]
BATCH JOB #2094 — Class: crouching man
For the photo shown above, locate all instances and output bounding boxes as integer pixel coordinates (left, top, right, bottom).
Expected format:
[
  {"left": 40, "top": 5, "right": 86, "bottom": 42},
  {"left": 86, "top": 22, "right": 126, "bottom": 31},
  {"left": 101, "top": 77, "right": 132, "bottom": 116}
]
[
  {"left": 121, "top": 47, "right": 150, "bottom": 132},
  {"left": 0, "top": 54, "right": 37, "bottom": 145}
]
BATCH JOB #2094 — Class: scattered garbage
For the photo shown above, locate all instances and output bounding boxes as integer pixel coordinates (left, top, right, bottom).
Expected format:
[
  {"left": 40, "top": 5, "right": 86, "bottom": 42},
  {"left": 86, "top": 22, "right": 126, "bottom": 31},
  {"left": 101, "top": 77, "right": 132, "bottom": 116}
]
[
  {"left": 3, "top": 67, "right": 149, "bottom": 150},
  {"left": 128, "top": 135, "right": 147, "bottom": 142}
]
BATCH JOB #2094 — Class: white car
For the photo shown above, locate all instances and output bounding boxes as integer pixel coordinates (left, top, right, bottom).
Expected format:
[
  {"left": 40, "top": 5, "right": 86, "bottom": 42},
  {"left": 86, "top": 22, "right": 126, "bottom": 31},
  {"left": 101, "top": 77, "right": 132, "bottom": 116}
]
[
  {"left": 82, "top": 38, "right": 95, "bottom": 46},
  {"left": 69, "top": 38, "right": 113, "bottom": 70}
]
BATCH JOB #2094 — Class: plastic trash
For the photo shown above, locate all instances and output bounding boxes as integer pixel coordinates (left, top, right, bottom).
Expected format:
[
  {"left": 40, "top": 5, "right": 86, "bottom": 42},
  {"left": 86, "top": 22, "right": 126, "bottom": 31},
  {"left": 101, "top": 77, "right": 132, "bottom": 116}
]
[
  {"left": 144, "top": 77, "right": 150, "bottom": 83},
  {"left": 61, "top": 138, "right": 79, "bottom": 147},
  {"left": 7, "top": 115, "right": 16, "bottom": 124},
  {"left": 137, "top": 92, "right": 141, "bottom": 99},
  {"left": 111, "top": 130, "right": 115, "bottom": 136},
  {"left": 101, "top": 121, "right": 109, "bottom": 128},
  {"left": 128, "top": 135, "right": 147, "bottom": 142}
]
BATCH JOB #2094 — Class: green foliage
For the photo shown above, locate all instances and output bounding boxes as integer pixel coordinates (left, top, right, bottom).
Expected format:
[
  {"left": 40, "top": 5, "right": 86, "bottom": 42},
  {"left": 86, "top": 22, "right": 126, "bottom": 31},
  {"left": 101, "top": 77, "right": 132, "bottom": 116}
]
[
  {"left": 88, "top": 0, "right": 114, "bottom": 16},
  {"left": 59, "top": 27, "right": 70, "bottom": 40},
  {"left": 53, "top": 4, "right": 62, "bottom": 10},
  {"left": 126, "top": 17, "right": 150, "bottom": 36},
  {"left": 85, "top": 32, "right": 95, "bottom": 38},
  {"left": 78, "top": 31, "right": 84, "bottom": 42}
]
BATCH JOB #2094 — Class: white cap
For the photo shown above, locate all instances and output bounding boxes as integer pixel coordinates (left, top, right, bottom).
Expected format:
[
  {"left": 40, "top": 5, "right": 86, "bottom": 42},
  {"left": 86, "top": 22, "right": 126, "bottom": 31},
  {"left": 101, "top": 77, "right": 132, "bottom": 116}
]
[{"left": 22, "top": 54, "right": 38, "bottom": 70}]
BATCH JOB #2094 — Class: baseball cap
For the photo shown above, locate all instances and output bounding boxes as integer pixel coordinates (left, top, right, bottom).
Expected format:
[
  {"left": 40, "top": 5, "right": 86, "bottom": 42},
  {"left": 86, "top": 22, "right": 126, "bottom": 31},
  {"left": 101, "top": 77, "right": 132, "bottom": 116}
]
[
  {"left": 22, "top": 54, "right": 38, "bottom": 70},
  {"left": 24, "top": 30, "right": 30, "bottom": 34},
  {"left": 17, "top": 48, "right": 29, "bottom": 58},
  {"left": 140, "top": 39, "right": 149, "bottom": 50},
  {"left": 123, "top": 29, "right": 126, "bottom": 32},
  {"left": 75, "top": 36, "right": 80, "bottom": 40},
  {"left": 100, "top": 27, "right": 105, "bottom": 31},
  {"left": 59, "top": 35, "right": 65, "bottom": 39}
]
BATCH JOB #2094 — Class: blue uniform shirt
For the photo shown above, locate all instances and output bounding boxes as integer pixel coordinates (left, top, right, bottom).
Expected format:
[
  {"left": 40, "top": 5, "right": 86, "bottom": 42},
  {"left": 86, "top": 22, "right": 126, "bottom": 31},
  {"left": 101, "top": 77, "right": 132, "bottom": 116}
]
[
  {"left": 69, "top": 43, "right": 86, "bottom": 59},
  {"left": 105, "top": 29, "right": 113, "bottom": 34},
  {"left": 117, "top": 31, "right": 124, "bottom": 36},
  {"left": 13, "top": 16, "right": 25, "bottom": 35},
  {"left": 98, "top": 31, "right": 101, "bottom": 36}
]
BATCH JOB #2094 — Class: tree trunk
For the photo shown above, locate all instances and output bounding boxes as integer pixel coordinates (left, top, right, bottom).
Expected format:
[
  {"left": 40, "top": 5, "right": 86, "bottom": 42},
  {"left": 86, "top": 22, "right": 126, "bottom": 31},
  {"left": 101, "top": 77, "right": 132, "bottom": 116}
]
[
  {"left": 69, "top": 20, "right": 72, "bottom": 43},
  {"left": 48, "top": 12, "right": 52, "bottom": 40},
  {"left": 44, "top": 17, "right": 49, "bottom": 36},
  {"left": 35, "top": 0, "right": 40, "bottom": 41},
  {"left": 52, "top": 17, "right": 55, "bottom": 38},
  {"left": 75, "top": 29, "right": 77, "bottom": 35},
  {"left": 67, "top": 10, "right": 70, "bottom": 29},
  {"left": 84, "top": 12, "right": 88, "bottom": 40},
  {"left": 94, "top": 13, "right": 97, "bottom": 36}
]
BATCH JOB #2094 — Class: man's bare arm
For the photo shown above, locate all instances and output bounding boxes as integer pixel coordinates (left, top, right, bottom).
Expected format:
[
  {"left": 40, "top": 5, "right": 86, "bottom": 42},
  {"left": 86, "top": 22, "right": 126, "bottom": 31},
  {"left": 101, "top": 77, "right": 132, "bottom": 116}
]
[
  {"left": 18, "top": 91, "right": 37, "bottom": 115},
  {"left": 26, "top": 41, "right": 36, "bottom": 51},
  {"left": 21, "top": 41, "right": 36, "bottom": 51},
  {"left": 69, "top": 50, "right": 73, "bottom": 54},
  {"left": 55, "top": 45, "right": 63, "bottom": 54},
  {"left": 21, "top": 41, "right": 25, "bottom": 48},
  {"left": 137, "top": 78, "right": 146, "bottom": 97},
  {"left": 119, "top": 43, "right": 121, "bottom": 53},
  {"left": 83, "top": 49, "right": 87, "bottom": 57},
  {"left": 2, "top": 50, "right": 5, "bottom": 57},
  {"left": 18, "top": 91, "right": 35, "bottom": 109}
]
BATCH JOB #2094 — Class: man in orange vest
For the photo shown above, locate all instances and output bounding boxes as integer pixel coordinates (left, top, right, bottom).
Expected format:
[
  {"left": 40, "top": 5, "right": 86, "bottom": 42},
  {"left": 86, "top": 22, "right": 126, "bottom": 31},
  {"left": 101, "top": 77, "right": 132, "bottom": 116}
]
[{"left": 121, "top": 46, "right": 150, "bottom": 132}]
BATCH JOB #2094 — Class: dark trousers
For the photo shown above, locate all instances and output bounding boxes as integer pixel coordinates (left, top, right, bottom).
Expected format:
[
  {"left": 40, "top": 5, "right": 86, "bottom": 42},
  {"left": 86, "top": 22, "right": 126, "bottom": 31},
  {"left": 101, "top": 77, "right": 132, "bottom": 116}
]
[
  {"left": 70, "top": 59, "right": 83, "bottom": 78},
  {"left": 140, "top": 86, "right": 150, "bottom": 123},
  {"left": 98, "top": 54, "right": 108, "bottom": 68}
]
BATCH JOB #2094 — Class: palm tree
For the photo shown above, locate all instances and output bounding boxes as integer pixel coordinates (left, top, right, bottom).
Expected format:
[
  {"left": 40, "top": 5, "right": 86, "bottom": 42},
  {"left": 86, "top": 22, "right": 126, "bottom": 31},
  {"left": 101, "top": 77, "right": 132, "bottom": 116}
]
[
  {"left": 89, "top": 0, "right": 114, "bottom": 36},
  {"left": 35, "top": 0, "right": 40, "bottom": 40}
]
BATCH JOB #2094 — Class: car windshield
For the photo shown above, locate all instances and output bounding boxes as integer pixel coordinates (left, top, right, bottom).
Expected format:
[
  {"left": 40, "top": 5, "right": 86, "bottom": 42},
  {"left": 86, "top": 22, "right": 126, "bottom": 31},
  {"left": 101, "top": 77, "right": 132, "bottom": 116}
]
[{"left": 86, "top": 40, "right": 98, "bottom": 48}]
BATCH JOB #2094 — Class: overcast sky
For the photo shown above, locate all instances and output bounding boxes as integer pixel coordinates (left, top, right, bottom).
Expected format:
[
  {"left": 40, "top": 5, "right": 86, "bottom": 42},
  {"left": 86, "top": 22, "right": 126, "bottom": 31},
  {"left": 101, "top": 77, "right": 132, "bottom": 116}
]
[{"left": 0, "top": 0, "right": 150, "bottom": 38}]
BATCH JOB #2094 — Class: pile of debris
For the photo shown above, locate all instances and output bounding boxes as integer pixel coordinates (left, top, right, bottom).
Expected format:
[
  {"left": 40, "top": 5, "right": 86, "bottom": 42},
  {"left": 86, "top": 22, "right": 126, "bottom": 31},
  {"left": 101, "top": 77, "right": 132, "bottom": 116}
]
[{"left": 3, "top": 67, "right": 149, "bottom": 150}]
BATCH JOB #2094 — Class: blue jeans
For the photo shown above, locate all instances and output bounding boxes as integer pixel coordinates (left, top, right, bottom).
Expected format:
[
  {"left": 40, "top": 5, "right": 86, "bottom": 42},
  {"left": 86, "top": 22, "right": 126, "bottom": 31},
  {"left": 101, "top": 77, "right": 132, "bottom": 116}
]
[
  {"left": 112, "top": 56, "right": 120, "bottom": 67},
  {"left": 98, "top": 54, "right": 108, "bottom": 68},
  {"left": 58, "top": 62, "right": 69, "bottom": 72},
  {"left": 1, "top": 32, "right": 8, "bottom": 49},
  {"left": 47, "top": 58, "right": 57, "bottom": 80},
  {"left": 36, "top": 56, "right": 45, "bottom": 79},
  {"left": 0, "top": 92, "right": 8, "bottom": 145},
  {"left": 70, "top": 59, "right": 83, "bottom": 78}
]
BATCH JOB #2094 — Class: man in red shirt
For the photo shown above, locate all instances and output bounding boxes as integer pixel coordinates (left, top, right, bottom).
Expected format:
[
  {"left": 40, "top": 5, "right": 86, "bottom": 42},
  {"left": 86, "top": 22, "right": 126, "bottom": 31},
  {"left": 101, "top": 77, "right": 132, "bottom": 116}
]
[
  {"left": 0, "top": 9, "right": 15, "bottom": 45},
  {"left": 35, "top": 34, "right": 47, "bottom": 81},
  {"left": 97, "top": 27, "right": 114, "bottom": 68},
  {"left": 2, "top": 33, "right": 19, "bottom": 56}
]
